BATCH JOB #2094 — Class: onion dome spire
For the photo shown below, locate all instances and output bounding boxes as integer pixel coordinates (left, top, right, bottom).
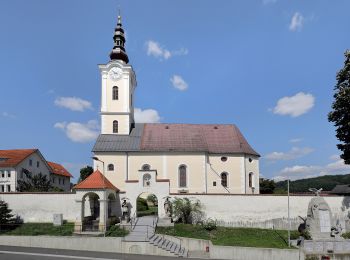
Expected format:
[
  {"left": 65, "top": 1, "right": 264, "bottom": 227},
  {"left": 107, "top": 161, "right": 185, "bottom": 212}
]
[{"left": 109, "top": 14, "right": 129, "bottom": 63}]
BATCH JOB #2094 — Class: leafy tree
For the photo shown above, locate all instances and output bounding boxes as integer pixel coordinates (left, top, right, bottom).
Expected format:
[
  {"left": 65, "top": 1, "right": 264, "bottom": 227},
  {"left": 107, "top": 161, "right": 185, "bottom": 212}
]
[
  {"left": 17, "top": 168, "right": 52, "bottom": 192},
  {"left": 259, "top": 178, "right": 276, "bottom": 194},
  {"left": 328, "top": 50, "right": 350, "bottom": 164},
  {"left": 79, "top": 166, "right": 93, "bottom": 183},
  {"left": 147, "top": 194, "right": 158, "bottom": 205},
  {"left": 172, "top": 198, "right": 203, "bottom": 224},
  {"left": 0, "top": 200, "right": 15, "bottom": 224}
]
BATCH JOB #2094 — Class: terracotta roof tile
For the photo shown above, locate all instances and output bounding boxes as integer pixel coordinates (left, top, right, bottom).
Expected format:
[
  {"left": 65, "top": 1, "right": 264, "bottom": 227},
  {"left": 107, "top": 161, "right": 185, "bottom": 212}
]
[
  {"left": 73, "top": 170, "right": 119, "bottom": 191},
  {"left": 48, "top": 162, "right": 73, "bottom": 178},
  {"left": 0, "top": 149, "right": 37, "bottom": 168}
]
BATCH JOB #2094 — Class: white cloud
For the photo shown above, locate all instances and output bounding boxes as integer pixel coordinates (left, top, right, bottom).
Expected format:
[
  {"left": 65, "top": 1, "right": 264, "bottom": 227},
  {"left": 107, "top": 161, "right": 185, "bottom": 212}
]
[
  {"left": 55, "top": 97, "right": 93, "bottom": 112},
  {"left": 134, "top": 108, "right": 161, "bottom": 123},
  {"left": 289, "top": 138, "right": 303, "bottom": 143},
  {"left": 54, "top": 120, "right": 99, "bottom": 143},
  {"left": 1, "top": 112, "right": 15, "bottom": 118},
  {"left": 274, "top": 159, "right": 350, "bottom": 181},
  {"left": 170, "top": 75, "right": 188, "bottom": 91},
  {"left": 265, "top": 147, "right": 313, "bottom": 161},
  {"left": 289, "top": 12, "right": 304, "bottom": 32},
  {"left": 145, "top": 40, "right": 188, "bottom": 61},
  {"left": 272, "top": 92, "right": 315, "bottom": 117}
]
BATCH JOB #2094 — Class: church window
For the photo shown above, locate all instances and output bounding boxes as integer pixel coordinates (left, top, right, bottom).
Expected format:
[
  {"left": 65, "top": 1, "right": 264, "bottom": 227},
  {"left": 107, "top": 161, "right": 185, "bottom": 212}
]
[
  {"left": 112, "top": 86, "right": 118, "bottom": 100},
  {"left": 142, "top": 164, "right": 151, "bottom": 171},
  {"left": 213, "top": 181, "right": 216, "bottom": 186},
  {"left": 143, "top": 173, "right": 151, "bottom": 187},
  {"left": 179, "top": 165, "right": 187, "bottom": 188},
  {"left": 113, "top": 120, "right": 118, "bottom": 133},
  {"left": 108, "top": 164, "right": 114, "bottom": 171},
  {"left": 249, "top": 172, "right": 253, "bottom": 188},
  {"left": 221, "top": 172, "right": 228, "bottom": 187},
  {"left": 249, "top": 158, "right": 253, "bottom": 163}
]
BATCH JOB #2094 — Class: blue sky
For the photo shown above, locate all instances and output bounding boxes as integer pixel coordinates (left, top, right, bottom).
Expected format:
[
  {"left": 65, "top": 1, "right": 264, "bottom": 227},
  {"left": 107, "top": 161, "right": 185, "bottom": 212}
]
[{"left": 1, "top": 0, "right": 350, "bottom": 182}]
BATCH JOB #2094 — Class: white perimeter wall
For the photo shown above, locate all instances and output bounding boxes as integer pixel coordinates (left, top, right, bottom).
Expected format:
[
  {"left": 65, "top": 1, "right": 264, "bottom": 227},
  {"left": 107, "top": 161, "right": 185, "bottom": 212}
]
[
  {"left": 172, "top": 194, "right": 347, "bottom": 222},
  {"left": 0, "top": 192, "right": 347, "bottom": 224},
  {"left": 0, "top": 193, "right": 79, "bottom": 223}
]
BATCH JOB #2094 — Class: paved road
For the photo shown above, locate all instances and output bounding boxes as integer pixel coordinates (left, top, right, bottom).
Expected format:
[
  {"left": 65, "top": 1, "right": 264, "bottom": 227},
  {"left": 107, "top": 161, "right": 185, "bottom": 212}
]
[{"left": 0, "top": 245, "right": 182, "bottom": 260}]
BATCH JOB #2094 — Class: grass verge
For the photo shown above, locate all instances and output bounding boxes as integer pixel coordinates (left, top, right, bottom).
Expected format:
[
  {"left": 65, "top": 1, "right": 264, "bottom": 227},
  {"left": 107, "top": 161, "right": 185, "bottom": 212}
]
[
  {"left": 1, "top": 223, "right": 74, "bottom": 236},
  {"left": 156, "top": 224, "right": 298, "bottom": 249}
]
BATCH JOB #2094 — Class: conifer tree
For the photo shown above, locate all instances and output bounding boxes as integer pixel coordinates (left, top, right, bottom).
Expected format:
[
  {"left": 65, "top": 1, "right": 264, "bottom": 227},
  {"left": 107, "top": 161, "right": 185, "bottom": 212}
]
[
  {"left": 0, "top": 200, "right": 15, "bottom": 224},
  {"left": 328, "top": 50, "right": 350, "bottom": 164}
]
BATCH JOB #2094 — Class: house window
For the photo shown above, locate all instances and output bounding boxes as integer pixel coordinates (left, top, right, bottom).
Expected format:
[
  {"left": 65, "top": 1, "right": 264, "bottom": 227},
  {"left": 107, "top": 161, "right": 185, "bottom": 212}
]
[
  {"left": 63, "top": 179, "right": 65, "bottom": 185},
  {"left": 179, "top": 165, "right": 187, "bottom": 188},
  {"left": 1, "top": 185, "right": 4, "bottom": 192},
  {"left": 113, "top": 120, "right": 118, "bottom": 133},
  {"left": 1, "top": 171, "right": 4, "bottom": 178},
  {"left": 7, "top": 171, "right": 10, "bottom": 178},
  {"left": 213, "top": 181, "right": 216, "bottom": 186},
  {"left": 221, "top": 172, "right": 228, "bottom": 187},
  {"left": 37, "top": 161, "right": 40, "bottom": 168},
  {"left": 108, "top": 164, "right": 114, "bottom": 171},
  {"left": 53, "top": 177, "right": 55, "bottom": 184},
  {"left": 249, "top": 172, "right": 253, "bottom": 188},
  {"left": 20, "top": 171, "right": 24, "bottom": 179},
  {"left": 143, "top": 173, "right": 151, "bottom": 187},
  {"left": 29, "top": 159, "right": 32, "bottom": 166},
  {"left": 112, "top": 86, "right": 118, "bottom": 100},
  {"left": 142, "top": 164, "right": 150, "bottom": 171},
  {"left": 59, "top": 178, "right": 61, "bottom": 185},
  {"left": 7, "top": 185, "right": 10, "bottom": 192}
]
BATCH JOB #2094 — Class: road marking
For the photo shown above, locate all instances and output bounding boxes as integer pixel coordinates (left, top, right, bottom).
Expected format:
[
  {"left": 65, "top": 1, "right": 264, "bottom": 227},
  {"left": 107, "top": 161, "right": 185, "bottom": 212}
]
[{"left": 0, "top": 250, "right": 120, "bottom": 260}]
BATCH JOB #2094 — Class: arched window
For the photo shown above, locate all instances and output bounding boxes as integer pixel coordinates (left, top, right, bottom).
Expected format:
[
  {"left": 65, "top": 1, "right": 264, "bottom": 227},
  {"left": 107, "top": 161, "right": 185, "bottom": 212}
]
[
  {"left": 179, "top": 165, "right": 187, "bottom": 188},
  {"left": 221, "top": 172, "right": 228, "bottom": 187},
  {"left": 249, "top": 172, "right": 253, "bottom": 188},
  {"left": 142, "top": 164, "right": 150, "bottom": 171},
  {"left": 113, "top": 120, "right": 118, "bottom": 133},
  {"left": 112, "top": 86, "right": 118, "bottom": 100},
  {"left": 108, "top": 164, "right": 114, "bottom": 171},
  {"left": 143, "top": 173, "right": 151, "bottom": 187}
]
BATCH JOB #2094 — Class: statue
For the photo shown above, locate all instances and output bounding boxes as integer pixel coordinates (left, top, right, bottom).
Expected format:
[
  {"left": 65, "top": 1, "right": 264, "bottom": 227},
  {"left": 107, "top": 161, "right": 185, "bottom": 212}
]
[
  {"left": 164, "top": 197, "right": 172, "bottom": 217},
  {"left": 121, "top": 199, "right": 129, "bottom": 221},
  {"left": 309, "top": 188, "right": 323, "bottom": 197}
]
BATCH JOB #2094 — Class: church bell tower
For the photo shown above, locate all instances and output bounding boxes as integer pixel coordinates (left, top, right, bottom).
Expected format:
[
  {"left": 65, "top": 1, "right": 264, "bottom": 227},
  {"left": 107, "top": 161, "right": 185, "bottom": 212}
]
[{"left": 98, "top": 14, "right": 137, "bottom": 135}]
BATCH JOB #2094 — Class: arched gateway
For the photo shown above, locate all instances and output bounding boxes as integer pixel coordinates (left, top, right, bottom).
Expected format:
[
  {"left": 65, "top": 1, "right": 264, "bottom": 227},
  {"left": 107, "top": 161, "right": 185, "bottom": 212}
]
[{"left": 74, "top": 170, "right": 120, "bottom": 232}]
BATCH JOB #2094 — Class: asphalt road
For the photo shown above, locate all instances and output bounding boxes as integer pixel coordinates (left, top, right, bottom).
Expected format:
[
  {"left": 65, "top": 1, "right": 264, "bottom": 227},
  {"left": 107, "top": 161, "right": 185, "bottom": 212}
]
[{"left": 0, "top": 245, "right": 188, "bottom": 260}]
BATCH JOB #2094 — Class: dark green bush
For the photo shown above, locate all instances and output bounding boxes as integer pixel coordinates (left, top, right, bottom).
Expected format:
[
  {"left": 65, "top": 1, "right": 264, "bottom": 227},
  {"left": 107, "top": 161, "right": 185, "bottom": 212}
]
[
  {"left": 137, "top": 197, "right": 149, "bottom": 212},
  {"left": 202, "top": 218, "right": 217, "bottom": 231},
  {"left": 105, "top": 225, "right": 128, "bottom": 237}
]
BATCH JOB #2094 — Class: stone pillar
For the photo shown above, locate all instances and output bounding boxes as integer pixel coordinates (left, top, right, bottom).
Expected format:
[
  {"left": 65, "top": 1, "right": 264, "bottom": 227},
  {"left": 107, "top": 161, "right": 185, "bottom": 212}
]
[
  {"left": 99, "top": 199, "right": 108, "bottom": 232},
  {"left": 74, "top": 199, "right": 84, "bottom": 232}
]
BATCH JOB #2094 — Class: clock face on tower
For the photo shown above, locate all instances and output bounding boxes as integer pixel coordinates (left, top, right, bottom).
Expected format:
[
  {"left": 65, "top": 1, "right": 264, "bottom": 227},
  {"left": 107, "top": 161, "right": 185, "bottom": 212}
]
[{"left": 108, "top": 67, "right": 122, "bottom": 81}]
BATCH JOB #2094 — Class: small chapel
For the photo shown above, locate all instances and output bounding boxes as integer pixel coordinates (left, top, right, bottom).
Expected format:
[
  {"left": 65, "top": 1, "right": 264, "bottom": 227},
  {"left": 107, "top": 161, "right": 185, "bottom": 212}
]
[{"left": 75, "top": 14, "right": 260, "bottom": 221}]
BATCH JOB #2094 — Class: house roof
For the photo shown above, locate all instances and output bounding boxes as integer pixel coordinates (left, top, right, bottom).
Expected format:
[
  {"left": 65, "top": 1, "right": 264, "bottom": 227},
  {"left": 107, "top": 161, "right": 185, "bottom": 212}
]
[
  {"left": 73, "top": 170, "right": 119, "bottom": 191},
  {"left": 0, "top": 149, "right": 37, "bottom": 167},
  {"left": 48, "top": 162, "right": 73, "bottom": 178},
  {"left": 92, "top": 123, "right": 260, "bottom": 156},
  {"left": 330, "top": 184, "right": 350, "bottom": 194}
]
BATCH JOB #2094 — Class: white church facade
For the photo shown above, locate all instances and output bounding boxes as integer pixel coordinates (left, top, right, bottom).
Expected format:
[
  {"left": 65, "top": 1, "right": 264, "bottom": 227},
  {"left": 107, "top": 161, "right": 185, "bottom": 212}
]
[{"left": 87, "top": 14, "right": 260, "bottom": 215}]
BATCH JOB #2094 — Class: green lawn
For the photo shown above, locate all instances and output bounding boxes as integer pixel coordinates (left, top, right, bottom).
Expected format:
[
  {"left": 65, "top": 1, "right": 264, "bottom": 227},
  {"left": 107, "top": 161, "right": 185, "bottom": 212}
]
[
  {"left": 156, "top": 224, "right": 298, "bottom": 249},
  {"left": 137, "top": 206, "right": 158, "bottom": 217},
  {"left": 1, "top": 223, "right": 74, "bottom": 236}
]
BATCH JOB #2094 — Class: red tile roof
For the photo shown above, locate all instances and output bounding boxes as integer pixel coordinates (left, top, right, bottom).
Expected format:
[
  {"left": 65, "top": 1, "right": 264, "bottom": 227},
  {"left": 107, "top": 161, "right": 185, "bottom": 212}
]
[
  {"left": 73, "top": 170, "right": 119, "bottom": 191},
  {"left": 141, "top": 124, "right": 260, "bottom": 156},
  {"left": 48, "top": 162, "right": 73, "bottom": 178},
  {"left": 0, "top": 149, "right": 37, "bottom": 167}
]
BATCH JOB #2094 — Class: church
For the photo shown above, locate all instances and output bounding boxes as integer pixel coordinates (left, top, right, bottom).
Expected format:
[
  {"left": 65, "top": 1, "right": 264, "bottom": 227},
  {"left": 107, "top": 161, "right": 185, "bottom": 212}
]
[{"left": 83, "top": 15, "right": 260, "bottom": 216}]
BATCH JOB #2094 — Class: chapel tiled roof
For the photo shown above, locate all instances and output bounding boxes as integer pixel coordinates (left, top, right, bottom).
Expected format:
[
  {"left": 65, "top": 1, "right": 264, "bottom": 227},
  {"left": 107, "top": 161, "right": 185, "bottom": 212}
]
[
  {"left": 93, "top": 123, "right": 260, "bottom": 156},
  {"left": 73, "top": 170, "right": 119, "bottom": 191},
  {"left": 0, "top": 149, "right": 37, "bottom": 168},
  {"left": 48, "top": 162, "right": 73, "bottom": 178}
]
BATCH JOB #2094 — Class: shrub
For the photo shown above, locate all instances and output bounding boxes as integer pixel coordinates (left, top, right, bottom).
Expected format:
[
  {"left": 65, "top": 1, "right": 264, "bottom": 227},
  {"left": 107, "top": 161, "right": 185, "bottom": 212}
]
[
  {"left": 105, "top": 225, "right": 128, "bottom": 237},
  {"left": 137, "top": 197, "right": 149, "bottom": 212},
  {"left": 172, "top": 198, "right": 203, "bottom": 224},
  {"left": 342, "top": 232, "right": 350, "bottom": 239},
  {"left": 202, "top": 218, "right": 217, "bottom": 231}
]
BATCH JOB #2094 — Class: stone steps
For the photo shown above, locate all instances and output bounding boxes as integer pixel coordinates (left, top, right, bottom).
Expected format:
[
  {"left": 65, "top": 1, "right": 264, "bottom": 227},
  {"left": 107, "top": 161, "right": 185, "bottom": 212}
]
[{"left": 149, "top": 234, "right": 188, "bottom": 258}]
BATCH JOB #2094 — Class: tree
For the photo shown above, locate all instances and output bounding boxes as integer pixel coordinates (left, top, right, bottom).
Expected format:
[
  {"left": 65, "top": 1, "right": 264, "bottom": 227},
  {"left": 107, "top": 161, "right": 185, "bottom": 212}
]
[
  {"left": 172, "top": 198, "right": 203, "bottom": 224},
  {"left": 79, "top": 166, "right": 94, "bottom": 183},
  {"left": 328, "top": 50, "right": 350, "bottom": 164},
  {"left": 147, "top": 194, "right": 158, "bottom": 205},
  {"left": 259, "top": 178, "right": 276, "bottom": 194},
  {"left": 17, "top": 168, "right": 52, "bottom": 192},
  {"left": 0, "top": 200, "right": 15, "bottom": 224}
]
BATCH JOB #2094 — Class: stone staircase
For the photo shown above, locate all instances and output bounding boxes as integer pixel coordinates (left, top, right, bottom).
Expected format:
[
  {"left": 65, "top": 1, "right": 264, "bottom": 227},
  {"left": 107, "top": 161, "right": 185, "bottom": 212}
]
[{"left": 149, "top": 234, "right": 188, "bottom": 258}]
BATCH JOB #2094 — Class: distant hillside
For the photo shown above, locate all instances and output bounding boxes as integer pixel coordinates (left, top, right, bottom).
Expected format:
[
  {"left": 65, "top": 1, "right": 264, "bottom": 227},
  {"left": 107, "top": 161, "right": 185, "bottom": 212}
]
[{"left": 275, "top": 174, "right": 350, "bottom": 193}]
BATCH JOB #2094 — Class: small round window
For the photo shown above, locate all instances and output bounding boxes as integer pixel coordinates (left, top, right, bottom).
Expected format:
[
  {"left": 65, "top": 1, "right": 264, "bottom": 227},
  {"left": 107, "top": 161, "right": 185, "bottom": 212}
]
[
  {"left": 249, "top": 158, "right": 253, "bottom": 163},
  {"left": 221, "top": 157, "right": 227, "bottom": 162}
]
